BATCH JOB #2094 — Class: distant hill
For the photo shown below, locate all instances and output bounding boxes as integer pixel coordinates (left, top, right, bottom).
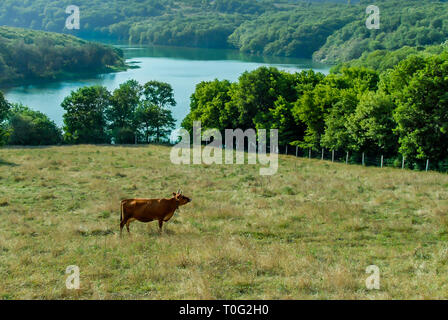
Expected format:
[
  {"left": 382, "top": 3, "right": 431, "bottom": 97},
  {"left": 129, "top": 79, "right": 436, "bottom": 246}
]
[
  {"left": 1, "top": 0, "right": 447, "bottom": 62},
  {"left": 313, "top": 0, "right": 448, "bottom": 63},
  {"left": 0, "top": 27, "right": 126, "bottom": 86},
  {"left": 229, "top": 0, "right": 448, "bottom": 62}
]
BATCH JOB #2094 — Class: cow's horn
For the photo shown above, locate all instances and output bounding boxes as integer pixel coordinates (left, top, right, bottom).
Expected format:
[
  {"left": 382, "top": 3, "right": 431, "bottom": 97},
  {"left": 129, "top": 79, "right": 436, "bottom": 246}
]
[{"left": 177, "top": 189, "right": 180, "bottom": 194}]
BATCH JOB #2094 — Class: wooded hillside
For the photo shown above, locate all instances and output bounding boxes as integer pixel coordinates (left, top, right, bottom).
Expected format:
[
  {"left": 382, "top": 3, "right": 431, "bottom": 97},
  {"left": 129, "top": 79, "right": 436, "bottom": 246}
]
[
  {"left": 0, "top": 26, "right": 126, "bottom": 86},
  {"left": 2, "top": 0, "right": 448, "bottom": 62}
]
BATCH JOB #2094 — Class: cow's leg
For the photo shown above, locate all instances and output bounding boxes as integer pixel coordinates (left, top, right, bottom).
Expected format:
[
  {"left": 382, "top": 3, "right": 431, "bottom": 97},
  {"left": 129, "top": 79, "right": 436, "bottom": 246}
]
[
  {"left": 158, "top": 220, "right": 163, "bottom": 234},
  {"left": 126, "top": 219, "right": 131, "bottom": 234},
  {"left": 120, "top": 218, "right": 126, "bottom": 237}
]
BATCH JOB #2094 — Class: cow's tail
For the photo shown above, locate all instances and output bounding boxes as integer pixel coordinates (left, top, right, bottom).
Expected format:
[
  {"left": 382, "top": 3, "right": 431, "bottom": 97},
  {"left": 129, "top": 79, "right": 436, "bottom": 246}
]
[{"left": 120, "top": 200, "right": 124, "bottom": 223}]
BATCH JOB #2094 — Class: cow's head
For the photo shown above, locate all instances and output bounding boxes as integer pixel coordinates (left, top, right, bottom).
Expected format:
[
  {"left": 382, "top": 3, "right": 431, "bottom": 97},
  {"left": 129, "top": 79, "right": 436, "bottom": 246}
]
[{"left": 173, "top": 189, "right": 192, "bottom": 206}]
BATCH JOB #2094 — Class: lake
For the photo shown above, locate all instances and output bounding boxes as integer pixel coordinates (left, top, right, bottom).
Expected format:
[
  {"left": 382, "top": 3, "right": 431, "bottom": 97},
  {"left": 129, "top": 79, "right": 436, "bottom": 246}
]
[{"left": 4, "top": 45, "right": 331, "bottom": 128}]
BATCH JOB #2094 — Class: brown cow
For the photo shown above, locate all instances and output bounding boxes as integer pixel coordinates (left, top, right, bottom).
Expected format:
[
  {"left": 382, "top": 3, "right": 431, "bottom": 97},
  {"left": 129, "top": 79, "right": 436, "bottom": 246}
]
[{"left": 120, "top": 190, "right": 191, "bottom": 235}]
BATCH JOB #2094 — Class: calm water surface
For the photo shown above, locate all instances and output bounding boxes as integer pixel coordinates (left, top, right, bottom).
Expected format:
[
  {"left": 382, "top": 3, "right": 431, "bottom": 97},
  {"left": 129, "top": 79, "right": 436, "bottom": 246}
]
[{"left": 4, "top": 45, "right": 330, "bottom": 127}]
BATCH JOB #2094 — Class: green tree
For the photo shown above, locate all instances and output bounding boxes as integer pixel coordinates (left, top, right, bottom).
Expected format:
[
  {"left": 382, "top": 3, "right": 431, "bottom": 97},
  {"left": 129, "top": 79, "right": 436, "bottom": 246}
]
[
  {"left": 107, "top": 79, "right": 143, "bottom": 144},
  {"left": 393, "top": 53, "right": 448, "bottom": 162},
  {"left": 136, "top": 102, "right": 175, "bottom": 143},
  {"left": 143, "top": 81, "right": 177, "bottom": 109},
  {"left": 136, "top": 81, "right": 177, "bottom": 143},
  {"left": 255, "top": 70, "right": 325, "bottom": 146},
  {"left": 320, "top": 89, "right": 358, "bottom": 151},
  {"left": 62, "top": 86, "right": 111, "bottom": 144},
  {"left": 0, "top": 91, "right": 10, "bottom": 145},
  {"left": 379, "top": 55, "right": 427, "bottom": 96},
  {"left": 318, "top": 67, "right": 379, "bottom": 152},
  {"left": 225, "top": 67, "right": 297, "bottom": 129},
  {"left": 292, "top": 84, "right": 340, "bottom": 149},
  {"left": 253, "top": 96, "right": 298, "bottom": 146},
  {"left": 325, "top": 67, "right": 379, "bottom": 92},
  {"left": 181, "top": 79, "right": 232, "bottom": 133},
  {"left": 346, "top": 91, "right": 398, "bottom": 155},
  {"left": 7, "top": 104, "right": 62, "bottom": 145}
]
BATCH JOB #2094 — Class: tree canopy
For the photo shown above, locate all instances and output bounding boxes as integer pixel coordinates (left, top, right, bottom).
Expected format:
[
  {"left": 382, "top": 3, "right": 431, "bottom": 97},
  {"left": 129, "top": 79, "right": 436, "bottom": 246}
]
[
  {"left": 107, "top": 80, "right": 143, "bottom": 144},
  {"left": 61, "top": 80, "right": 176, "bottom": 145},
  {"left": 7, "top": 104, "right": 62, "bottom": 145},
  {"left": 62, "top": 86, "right": 111, "bottom": 144},
  {"left": 0, "top": 91, "right": 10, "bottom": 145}
]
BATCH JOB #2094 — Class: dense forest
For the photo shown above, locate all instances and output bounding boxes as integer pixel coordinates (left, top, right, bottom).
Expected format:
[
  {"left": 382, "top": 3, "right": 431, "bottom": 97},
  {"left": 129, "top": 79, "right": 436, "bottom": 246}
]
[
  {"left": 0, "top": 27, "right": 126, "bottom": 86},
  {"left": 332, "top": 43, "right": 448, "bottom": 73},
  {"left": 313, "top": 0, "right": 448, "bottom": 62},
  {"left": 181, "top": 43, "right": 448, "bottom": 170},
  {"left": 2, "top": 0, "right": 448, "bottom": 62}
]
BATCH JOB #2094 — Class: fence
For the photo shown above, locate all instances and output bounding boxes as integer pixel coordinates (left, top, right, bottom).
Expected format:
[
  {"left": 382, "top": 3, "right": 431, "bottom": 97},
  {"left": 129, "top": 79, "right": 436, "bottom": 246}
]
[
  {"left": 153, "top": 138, "right": 448, "bottom": 173},
  {"left": 279, "top": 145, "right": 448, "bottom": 173}
]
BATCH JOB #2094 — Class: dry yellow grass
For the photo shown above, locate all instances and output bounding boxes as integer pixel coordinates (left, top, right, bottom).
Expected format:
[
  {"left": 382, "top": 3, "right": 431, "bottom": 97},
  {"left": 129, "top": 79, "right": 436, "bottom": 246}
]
[{"left": 0, "top": 145, "right": 448, "bottom": 299}]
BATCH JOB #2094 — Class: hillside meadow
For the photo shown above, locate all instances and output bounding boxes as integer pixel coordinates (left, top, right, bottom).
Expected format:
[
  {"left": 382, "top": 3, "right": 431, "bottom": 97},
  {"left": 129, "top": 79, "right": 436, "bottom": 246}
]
[{"left": 0, "top": 145, "right": 447, "bottom": 299}]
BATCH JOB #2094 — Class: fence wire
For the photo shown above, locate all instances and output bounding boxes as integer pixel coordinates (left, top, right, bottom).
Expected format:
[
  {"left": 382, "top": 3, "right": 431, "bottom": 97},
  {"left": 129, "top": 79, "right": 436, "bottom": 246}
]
[{"left": 279, "top": 145, "right": 447, "bottom": 173}]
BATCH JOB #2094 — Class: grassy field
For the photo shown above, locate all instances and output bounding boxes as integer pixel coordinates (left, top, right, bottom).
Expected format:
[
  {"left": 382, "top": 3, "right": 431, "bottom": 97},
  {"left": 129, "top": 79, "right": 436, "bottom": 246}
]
[{"left": 0, "top": 145, "right": 448, "bottom": 299}]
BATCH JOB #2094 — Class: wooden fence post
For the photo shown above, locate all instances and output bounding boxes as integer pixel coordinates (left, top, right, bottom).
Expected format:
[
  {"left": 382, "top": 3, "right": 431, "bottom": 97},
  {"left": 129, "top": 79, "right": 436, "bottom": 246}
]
[
  {"left": 362, "top": 152, "right": 365, "bottom": 166},
  {"left": 381, "top": 155, "right": 384, "bottom": 168},
  {"left": 426, "top": 159, "right": 429, "bottom": 172},
  {"left": 296, "top": 146, "right": 298, "bottom": 157},
  {"left": 309, "top": 148, "right": 311, "bottom": 159},
  {"left": 332, "top": 150, "right": 335, "bottom": 162},
  {"left": 321, "top": 148, "right": 324, "bottom": 161},
  {"left": 346, "top": 152, "right": 349, "bottom": 164},
  {"left": 286, "top": 145, "right": 288, "bottom": 155},
  {"left": 402, "top": 156, "right": 405, "bottom": 169}
]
